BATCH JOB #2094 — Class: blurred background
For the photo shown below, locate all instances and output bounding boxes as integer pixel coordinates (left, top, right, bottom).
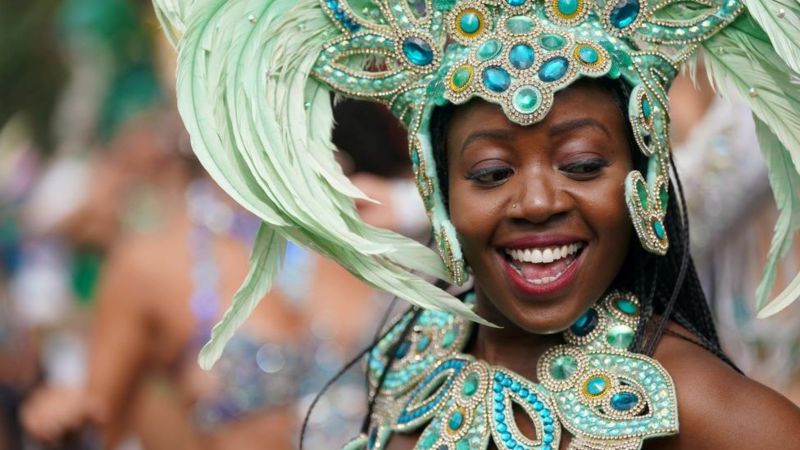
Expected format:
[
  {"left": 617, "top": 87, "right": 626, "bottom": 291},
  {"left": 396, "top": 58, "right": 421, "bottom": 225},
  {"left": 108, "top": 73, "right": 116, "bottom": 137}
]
[{"left": 0, "top": 1, "right": 798, "bottom": 449}]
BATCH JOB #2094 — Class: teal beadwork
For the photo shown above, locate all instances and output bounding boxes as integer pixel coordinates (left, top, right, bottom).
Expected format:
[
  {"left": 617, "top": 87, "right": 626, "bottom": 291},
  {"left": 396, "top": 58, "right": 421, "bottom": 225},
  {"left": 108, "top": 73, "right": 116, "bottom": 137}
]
[
  {"left": 615, "top": 297, "right": 639, "bottom": 315},
  {"left": 505, "top": 15, "right": 535, "bottom": 34},
  {"left": 578, "top": 46, "right": 599, "bottom": 64},
  {"left": 609, "top": 0, "right": 641, "bottom": 29},
  {"left": 509, "top": 44, "right": 535, "bottom": 69},
  {"left": 585, "top": 376, "right": 608, "bottom": 396},
  {"left": 570, "top": 308, "right": 598, "bottom": 337},
  {"left": 448, "top": 410, "right": 464, "bottom": 430},
  {"left": 652, "top": 219, "right": 665, "bottom": 240},
  {"left": 539, "top": 34, "right": 566, "bottom": 51},
  {"left": 557, "top": 0, "right": 580, "bottom": 16},
  {"left": 459, "top": 12, "right": 481, "bottom": 34},
  {"left": 482, "top": 67, "right": 511, "bottom": 92},
  {"left": 513, "top": 86, "right": 541, "bottom": 114},
  {"left": 611, "top": 392, "right": 640, "bottom": 411},
  {"left": 402, "top": 37, "right": 434, "bottom": 66},
  {"left": 549, "top": 354, "right": 578, "bottom": 380},
  {"left": 477, "top": 39, "right": 503, "bottom": 60}
]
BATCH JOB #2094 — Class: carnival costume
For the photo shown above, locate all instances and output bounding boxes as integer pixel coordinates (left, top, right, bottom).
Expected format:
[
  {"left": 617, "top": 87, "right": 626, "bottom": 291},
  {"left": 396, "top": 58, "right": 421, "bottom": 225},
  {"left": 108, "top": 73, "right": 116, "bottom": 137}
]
[{"left": 152, "top": 0, "right": 800, "bottom": 448}]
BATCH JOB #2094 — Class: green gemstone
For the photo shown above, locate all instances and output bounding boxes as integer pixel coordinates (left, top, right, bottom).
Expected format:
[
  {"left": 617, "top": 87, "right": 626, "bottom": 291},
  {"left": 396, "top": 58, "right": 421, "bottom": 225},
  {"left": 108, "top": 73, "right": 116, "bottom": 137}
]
[
  {"left": 642, "top": 97, "right": 652, "bottom": 120},
  {"left": 443, "top": 327, "right": 459, "bottom": 348},
  {"left": 448, "top": 410, "right": 464, "bottom": 431},
  {"left": 539, "top": 34, "right": 565, "bottom": 51},
  {"left": 506, "top": 15, "right": 534, "bottom": 34},
  {"left": 512, "top": 86, "right": 540, "bottom": 114},
  {"left": 607, "top": 324, "right": 635, "bottom": 349},
  {"left": 550, "top": 354, "right": 578, "bottom": 380},
  {"left": 477, "top": 39, "right": 502, "bottom": 60},
  {"left": 652, "top": 219, "right": 665, "bottom": 240},
  {"left": 636, "top": 180, "right": 648, "bottom": 209},
  {"left": 451, "top": 66, "right": 472, "bottom": 89},
  {"left": 615, "top": 298, "right": 639, "bottom": 315},
  {"left": 420, "top": 430, "right": 439, "bottom": 449},
  {"left": 659, "top": 184, "right": 668, "bottom": 212},
  {"left": 462, "top": 373, "right": 480, "bottom": 397}
]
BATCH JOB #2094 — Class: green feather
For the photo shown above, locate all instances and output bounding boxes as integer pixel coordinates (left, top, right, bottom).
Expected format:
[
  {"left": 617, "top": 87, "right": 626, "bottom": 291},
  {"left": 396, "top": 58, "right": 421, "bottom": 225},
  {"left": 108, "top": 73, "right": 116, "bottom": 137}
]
[
  {"left": 702, "top": 14, "right": 800, "bottom": 314},
  {"left": 743, "top": 0, "right": 800, "bottom": 74}
]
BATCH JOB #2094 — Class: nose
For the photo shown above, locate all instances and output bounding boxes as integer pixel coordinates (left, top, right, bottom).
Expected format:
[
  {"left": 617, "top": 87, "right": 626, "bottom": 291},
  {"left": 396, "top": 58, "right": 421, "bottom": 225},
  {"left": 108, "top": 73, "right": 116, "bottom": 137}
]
[{"left": 509, "top": 168, "right": 572, "bottom": 225}]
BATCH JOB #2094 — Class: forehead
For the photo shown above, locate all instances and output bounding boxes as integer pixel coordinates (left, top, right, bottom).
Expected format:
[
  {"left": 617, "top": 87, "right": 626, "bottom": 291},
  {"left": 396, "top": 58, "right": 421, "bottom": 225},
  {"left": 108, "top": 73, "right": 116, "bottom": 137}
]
[{"left": 448, "top": 80, "right": 623, "bottom": 138}]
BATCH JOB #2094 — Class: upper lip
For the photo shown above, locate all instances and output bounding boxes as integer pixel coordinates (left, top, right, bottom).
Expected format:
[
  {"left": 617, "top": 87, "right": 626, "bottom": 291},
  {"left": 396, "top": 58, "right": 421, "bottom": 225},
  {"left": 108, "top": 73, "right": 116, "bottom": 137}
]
[{"left": 497, "top": 234, "right": 586, "bottom": 249}]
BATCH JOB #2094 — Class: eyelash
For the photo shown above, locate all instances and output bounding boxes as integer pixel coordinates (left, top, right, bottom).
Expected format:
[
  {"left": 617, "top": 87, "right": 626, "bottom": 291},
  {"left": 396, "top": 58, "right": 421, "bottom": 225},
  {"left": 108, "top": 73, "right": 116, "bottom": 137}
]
[
  {"left": 466, "top": 166, "right": 514, "bottom": 185},
  {"left": 560, "top": 159, "right": 609, "bottom": 176}
]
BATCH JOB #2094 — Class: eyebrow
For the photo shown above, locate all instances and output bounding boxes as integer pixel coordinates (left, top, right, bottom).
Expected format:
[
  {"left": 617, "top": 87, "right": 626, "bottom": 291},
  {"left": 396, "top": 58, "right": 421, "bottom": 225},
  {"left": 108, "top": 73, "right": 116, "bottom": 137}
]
[
  {"left": 549, "top": 117, "right": 610, "bottom": 138},
  {"left": 461, "top": 129, "right": 516, "bottom": 154}
]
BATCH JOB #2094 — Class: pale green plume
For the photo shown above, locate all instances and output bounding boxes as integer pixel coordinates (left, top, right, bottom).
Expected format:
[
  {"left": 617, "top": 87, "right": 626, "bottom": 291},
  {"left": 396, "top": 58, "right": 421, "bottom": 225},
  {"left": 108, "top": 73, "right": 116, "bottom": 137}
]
[
  {"left": 742, "top": 0, "right": 800, "bottom": 74},
  {"left": 154, "top": 0, "right": 491, "bottom": 369},
  {"left": 702, "top": 14, "right": 800, "bottom": 316}
]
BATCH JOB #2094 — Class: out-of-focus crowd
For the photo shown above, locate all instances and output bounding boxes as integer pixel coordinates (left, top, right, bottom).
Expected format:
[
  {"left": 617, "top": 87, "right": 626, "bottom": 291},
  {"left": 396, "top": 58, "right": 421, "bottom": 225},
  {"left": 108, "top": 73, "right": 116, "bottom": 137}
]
[{"left": 1, "top": 1, "right": 799, "bottom": 450}]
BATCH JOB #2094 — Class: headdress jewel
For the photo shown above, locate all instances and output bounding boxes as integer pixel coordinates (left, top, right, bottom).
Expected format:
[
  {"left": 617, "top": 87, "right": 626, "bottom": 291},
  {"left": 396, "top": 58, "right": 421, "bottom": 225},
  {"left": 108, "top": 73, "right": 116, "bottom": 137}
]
[{"left": 153, "top": 0, "right": 800, "bottom": 368}]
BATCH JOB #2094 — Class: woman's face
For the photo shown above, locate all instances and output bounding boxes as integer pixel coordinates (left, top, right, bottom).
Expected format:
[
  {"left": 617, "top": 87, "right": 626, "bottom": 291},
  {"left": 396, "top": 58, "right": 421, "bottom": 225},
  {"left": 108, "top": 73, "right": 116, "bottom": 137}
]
[{"left": 446, "top": 81, "right": 632, "bottom": 334}]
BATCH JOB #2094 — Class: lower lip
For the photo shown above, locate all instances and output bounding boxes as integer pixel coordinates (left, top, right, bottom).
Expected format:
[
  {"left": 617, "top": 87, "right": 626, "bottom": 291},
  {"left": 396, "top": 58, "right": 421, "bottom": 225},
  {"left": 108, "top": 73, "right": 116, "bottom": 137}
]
[{"left": 500, "top": 248, "right": 585, "bottom": 298}]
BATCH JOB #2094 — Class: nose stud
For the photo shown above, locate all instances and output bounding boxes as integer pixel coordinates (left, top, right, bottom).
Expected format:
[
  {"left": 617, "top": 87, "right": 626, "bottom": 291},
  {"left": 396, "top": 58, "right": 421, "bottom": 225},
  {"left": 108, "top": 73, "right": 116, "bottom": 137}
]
[{"left": 512, "top": 203, "right": 518, "bottom": 209}]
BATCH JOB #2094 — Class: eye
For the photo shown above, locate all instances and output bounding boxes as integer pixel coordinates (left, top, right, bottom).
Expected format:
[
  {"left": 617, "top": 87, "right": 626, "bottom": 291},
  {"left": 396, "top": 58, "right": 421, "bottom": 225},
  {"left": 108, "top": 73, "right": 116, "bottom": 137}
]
[
  {"left": 466, "top": 166, "right": 514, "bottom": 186},
  {"left": 560, "top": 159, "right": 609, "bottom": 178}
]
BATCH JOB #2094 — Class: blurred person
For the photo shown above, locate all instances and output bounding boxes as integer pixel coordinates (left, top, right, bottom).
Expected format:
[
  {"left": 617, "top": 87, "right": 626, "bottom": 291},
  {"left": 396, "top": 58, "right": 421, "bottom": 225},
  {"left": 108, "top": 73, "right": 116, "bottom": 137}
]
[
  {"left": 22, "top": 100, "right": 418, "bottom": 450},
  {"left": 670, "top": 70, "right": 800, "bottom": 400}
]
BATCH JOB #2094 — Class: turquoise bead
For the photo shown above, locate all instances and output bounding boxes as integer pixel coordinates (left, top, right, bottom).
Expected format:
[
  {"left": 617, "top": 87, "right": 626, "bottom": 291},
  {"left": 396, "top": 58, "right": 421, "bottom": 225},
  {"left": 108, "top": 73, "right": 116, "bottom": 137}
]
[
  {"left": 402, "top": 37, "right": 434, "bottom": 66},
  {"left": 513, "top": 86, "right": 540, "bottom": 114},
  {"left": 509, "top": 44, "right": 535, "bottom": 69},
  {"left": 459, "top": 12, "right": 481, "bottom": 34},
  {"left": 609, "top": 0, "right": 640, "bottom": 29},
  {"left": 462, "top": 373, "right": 480, "bottom": 397},
  {"left": 395, "top": 340, "right": 411, "bottom": 358},
  {"left": 570, "top": 308, "right": 598, "bottom": 337},
  {"left": 550, "top": 354, "right": 578, "bottom": 380},
  {"left": 578, "top": 46, "right": 599, "bottom": 64},
  {"left": 506, "top": 0, "right": 526, "bottom": 5},
  {"left": 538, "top": 56, "right": 569, "bottom": 82},
  {"left": 557, "top": 0, "right": 580, "bottom": 16},
  {"left": 448, "top": 410, "right": 464, "bottom": 430},
  {"left": 611, "top": 392, "right": 640, "bottom": 411},
  {"left": 442, "top": 327, "right": 458, "bottom": 348},
  {"left": 642, "top": 97, "right": 652, "bottom": 120},
  {"left": 615, "top": 298, "right": 639, "bottom": 315},
  {"left": 420, "top": 430, "right": 438, "bottom": 449},
  {"left": 585, "top": 376, "right": 608, "bottom": 396},
  {"left": 539, "top": 34, "right": 565, "bottom": 51},
  {"left": 652, "top": 219, "right": 665, "bottom": 240},
  {"left": 477, "top": 39, "right": 502, "bottom": 60},
  {"left": 506, "top": 16, "right": 535, "bottom": 34},
  {"left": 417, "top": 334, "right": 431, "bottom": 351},
  {"left": 482, "top": 67, "right": 511, "bottom": 93}
]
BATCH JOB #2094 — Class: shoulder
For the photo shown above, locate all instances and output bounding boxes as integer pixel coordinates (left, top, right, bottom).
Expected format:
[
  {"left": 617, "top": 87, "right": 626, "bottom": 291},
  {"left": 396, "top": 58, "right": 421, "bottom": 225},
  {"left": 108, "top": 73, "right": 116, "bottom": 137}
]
[{"left": 648, "top": 322, "right": 800, "bottom": 449}]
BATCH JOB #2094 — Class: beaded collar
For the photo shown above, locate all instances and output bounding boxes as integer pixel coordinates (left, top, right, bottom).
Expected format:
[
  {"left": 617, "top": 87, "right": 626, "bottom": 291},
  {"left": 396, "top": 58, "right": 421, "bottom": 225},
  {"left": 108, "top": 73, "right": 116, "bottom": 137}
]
[{"left": 344, "top": 291, "right": 678, "bottom": 450}]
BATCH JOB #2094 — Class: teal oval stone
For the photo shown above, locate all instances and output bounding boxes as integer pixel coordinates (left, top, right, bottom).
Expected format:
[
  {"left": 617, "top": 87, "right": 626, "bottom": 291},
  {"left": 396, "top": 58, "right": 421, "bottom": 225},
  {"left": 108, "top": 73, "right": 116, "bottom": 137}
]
[
  {"left": 505, "top": 0, "right": 526, "bottom": 5},
  {"left": 477, "top": 39, "right": 503, "bottom": 60},
  {"left": 395, "top": 340, "right": 412, "bottom": 358},
  {"left": 636, "top": 180, "right": 648, "bottom": 209},
  {"left": 509, "top": 44, "right": 535, "bottom": 69},
  {"left": 448, "top": 410, "right": 464, "bottom": 431},
  {"left": 611, "top": 392, "right": 639, "bottom": 411},
  {"left": 609, "top": 0, "right": 640, "bottom": 29},
  {"left": 578, "top": 46, "right": 599, "bottom": 64},
  {"left": 606, "top": 324, "right": 635, "bottom": 349},
  {"left": 417, "top": 334, "right": 431, "bottom": 352},
  {"left": 538, "top": 56, "right": 569, "bottom": 82},
  {"left": 513, "top": 86, "right": 540, "bottom": 114},
  {"left": 402, "top": 37, "right": 434, "bottom": 66},
  {"left": 506, "top": 15, "right": 535, "bottom": 34},
  {"left": 451, "top": 66, "right": 472, "bottom": 89},
  {"left": 570, "top": 308, "right": 598, "bottom": 337},
  {"left": 482, "top": 66, "right": 511, "bottom": 93},
  {"left": 652, "top": 219, "right": 665, "bottom": 240},
  {"left": 585, "top": 376, "right": 608, "bottom": 396},
  {"left": 615, "top": 298, "right": 639, "bottom": 315},
  {"left": 462, "top": 373, "right": 480, "bottom": 396},
  {"left": 459, "top": 12, "right": 481, "bottom": 34},
  {"left": 557, "top": 0, "right": 580, "bottom": 16},
  {"left": 550, "top": 354, "right": 579, "bottom": 380},
  {"left": 539, "top": 34, "right": 565, "bottom": 51},
  {"left": 642, "top": 97, "right": 652, "bottom": 120}
]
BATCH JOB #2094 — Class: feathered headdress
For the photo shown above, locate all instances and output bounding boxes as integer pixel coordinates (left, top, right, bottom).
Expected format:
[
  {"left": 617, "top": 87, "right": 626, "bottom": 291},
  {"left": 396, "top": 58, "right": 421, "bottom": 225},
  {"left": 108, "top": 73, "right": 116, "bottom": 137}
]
[{"left": 153, "top": 0, "right": 800, "bottom": 369}]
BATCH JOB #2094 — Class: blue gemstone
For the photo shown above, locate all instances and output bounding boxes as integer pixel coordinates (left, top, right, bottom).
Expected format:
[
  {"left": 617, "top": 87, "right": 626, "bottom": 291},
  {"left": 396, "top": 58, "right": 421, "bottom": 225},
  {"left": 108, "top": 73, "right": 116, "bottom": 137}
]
[
  {"left": 506, "top": 0, "right": 526, "bottom": 5},
  {"left": 653, "top": 219, "right": 665, "bottom": 240},
  {"left": 482, "top": 67, "right": 511, "bottom": 93},
  {"left": 557, "top": 0, "right": 580, "bottom": 16},
  {"left": 570, "top": 307, "right": 598, "bottom": 336},
  {"left": 578, "top": 46, "right": 599, "bottom": 64},
  {"left": 538, "top": 57, "right": 569, "bottom": 82},
  {"left": 416, "top": 334, "right": 431, "bottom": 351},
  {"left": 611, "top": 392, "right": 639, "bottom": 411},
  {"left": 642, "top": 97, "right": 652, "bottom": 120},
  {"left": 395, "top": 340, "right": 411, "bottom": 358},
  {"left": 585, "top": 376, "right": 608, "bottom": 396},
  {"left": 609, "top": 0, "right": 640, "bottom": 29},
  {"left": 448, "top": 411, "right": 464, "bottom": 430},
  {"left": 368, "top": 427, "right": 378, "bottom": 448},
  {"left": 402, "top": 37, "right": 434, "bottom": 66},
  {"left": 460, "top": 12, "right": 481, "bottom": 34},
  {"left": 509, "top": 44, "right": 535, "bottom": 69}
]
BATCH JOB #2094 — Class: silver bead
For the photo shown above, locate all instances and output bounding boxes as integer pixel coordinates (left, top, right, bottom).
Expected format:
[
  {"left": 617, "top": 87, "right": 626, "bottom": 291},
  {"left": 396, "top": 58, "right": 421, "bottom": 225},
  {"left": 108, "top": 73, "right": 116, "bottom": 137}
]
[
  {"left": 777, "top": 9, "right": 786, "bottom": 18},
  {"left": 248, "top": 14, "right": 256, "bottom": 24},
  {"left": 748, "top": 87, "right": 758, "bottom": 97}
]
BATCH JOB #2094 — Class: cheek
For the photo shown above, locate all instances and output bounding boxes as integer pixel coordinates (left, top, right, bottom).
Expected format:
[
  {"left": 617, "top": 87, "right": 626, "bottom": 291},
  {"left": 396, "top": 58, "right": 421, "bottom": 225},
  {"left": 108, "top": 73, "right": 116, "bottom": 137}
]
[{"left": 448, "top": 180, "right": 504, "bottom": 256}]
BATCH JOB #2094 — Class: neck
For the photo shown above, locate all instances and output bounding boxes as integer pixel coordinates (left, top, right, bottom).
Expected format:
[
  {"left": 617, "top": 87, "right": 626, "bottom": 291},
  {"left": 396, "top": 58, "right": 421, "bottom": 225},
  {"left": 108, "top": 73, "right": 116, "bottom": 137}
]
[{"left": 469, "top": 288, "right": 565, "bottom": 382}]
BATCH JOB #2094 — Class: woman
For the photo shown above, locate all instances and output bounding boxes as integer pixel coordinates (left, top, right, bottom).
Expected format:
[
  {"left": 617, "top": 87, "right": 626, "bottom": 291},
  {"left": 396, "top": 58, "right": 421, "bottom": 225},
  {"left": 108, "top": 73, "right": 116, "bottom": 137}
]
[{"left": 153, "top": 0, "right": 800, "bottom": 449}]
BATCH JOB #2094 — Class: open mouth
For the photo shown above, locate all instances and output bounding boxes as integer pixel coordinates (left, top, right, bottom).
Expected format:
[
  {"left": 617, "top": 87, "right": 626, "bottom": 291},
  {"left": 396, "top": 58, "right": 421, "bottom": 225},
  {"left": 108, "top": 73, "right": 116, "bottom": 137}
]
[{"left": 499, "top": 242, "right": 586, "bottom": 295}]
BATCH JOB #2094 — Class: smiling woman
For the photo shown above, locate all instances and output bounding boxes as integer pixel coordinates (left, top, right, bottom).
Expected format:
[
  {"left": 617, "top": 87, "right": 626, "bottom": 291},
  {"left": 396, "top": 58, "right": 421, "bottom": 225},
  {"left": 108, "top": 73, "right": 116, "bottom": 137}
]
[{"left": 152, "top": 0, "right": 800, "bottom": 449}]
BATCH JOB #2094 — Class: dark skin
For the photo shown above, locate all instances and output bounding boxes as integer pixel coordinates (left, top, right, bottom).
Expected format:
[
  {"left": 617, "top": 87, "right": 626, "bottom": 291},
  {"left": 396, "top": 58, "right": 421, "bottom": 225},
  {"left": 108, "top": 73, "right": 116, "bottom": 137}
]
[{"left": 385, "top": 82, "right": 800, "bottom": 449}]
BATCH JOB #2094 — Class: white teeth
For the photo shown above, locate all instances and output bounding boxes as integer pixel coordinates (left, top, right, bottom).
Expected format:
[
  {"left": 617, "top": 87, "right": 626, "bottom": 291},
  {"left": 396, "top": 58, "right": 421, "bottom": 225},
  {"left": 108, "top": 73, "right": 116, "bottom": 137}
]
[{"left": 504, "top": 243, "right": 583, "bottom": 264}]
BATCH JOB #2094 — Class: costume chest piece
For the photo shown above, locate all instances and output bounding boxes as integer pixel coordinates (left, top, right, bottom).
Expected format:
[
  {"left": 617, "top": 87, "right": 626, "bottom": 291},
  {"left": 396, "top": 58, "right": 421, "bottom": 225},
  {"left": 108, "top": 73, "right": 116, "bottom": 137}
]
[{"left": 344, "top": 291, "right": 678, "bottom": 450}]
